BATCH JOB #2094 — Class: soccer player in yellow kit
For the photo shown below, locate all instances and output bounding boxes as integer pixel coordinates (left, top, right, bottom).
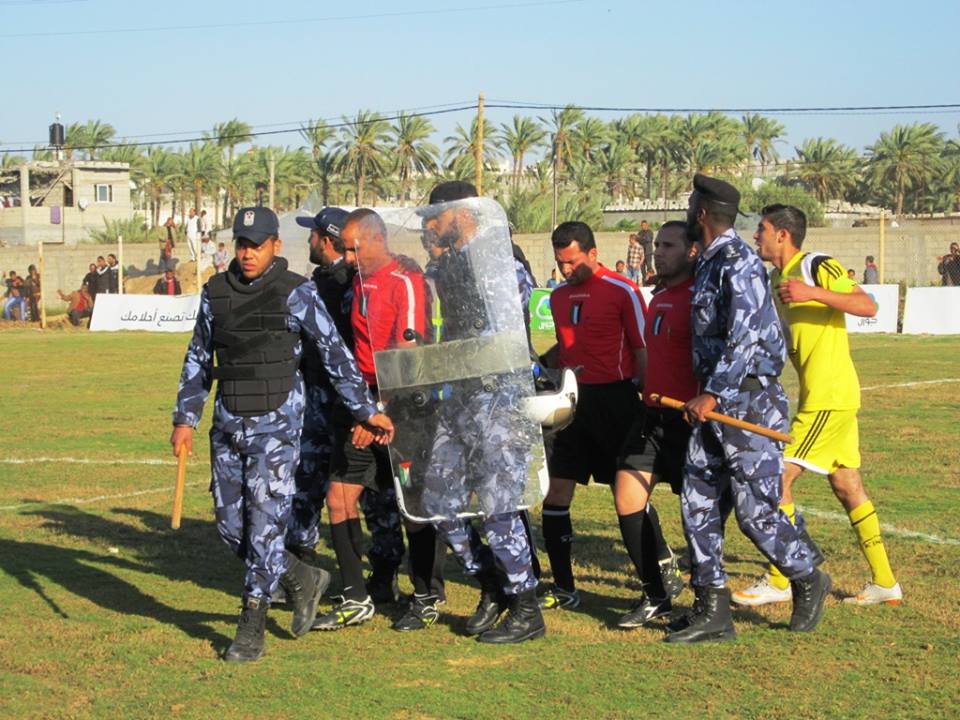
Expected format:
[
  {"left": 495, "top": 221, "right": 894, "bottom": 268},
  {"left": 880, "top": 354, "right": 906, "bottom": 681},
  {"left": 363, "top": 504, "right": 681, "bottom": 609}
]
[{"left": 738, "top": 203, "right": 902, "bottom": 607}]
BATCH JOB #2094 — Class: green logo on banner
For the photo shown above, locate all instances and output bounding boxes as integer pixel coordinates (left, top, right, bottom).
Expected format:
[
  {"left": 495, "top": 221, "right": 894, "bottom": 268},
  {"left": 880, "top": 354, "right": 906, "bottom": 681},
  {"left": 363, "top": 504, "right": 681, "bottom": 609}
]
[{"left": 529, "top": 288, "right": 554, "bottom": 332}]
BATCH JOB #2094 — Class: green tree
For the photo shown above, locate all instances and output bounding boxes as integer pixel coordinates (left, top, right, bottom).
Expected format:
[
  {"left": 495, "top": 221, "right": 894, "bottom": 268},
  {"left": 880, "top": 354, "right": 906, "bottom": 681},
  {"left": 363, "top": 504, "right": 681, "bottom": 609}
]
[
  {"left": 210, "top": 118, "right": 252, "bottom": 165},
  {"left": 180, "top": 142, "right": 223, "bottom": 211},
  {"left": 570, "top": 117, "right": 609, "bottom": 163},
  {"left": 65, "top": 120, "right": 116, "bottom": 160},
  {"left": 390, "top": 113, "right": 439, "bottom": 203},
  {"left": 865, "top": 122, "right": 945, "bottom": 216},
  {"left": 793, "top": 137, "right": 859, "bottom": 204},
  {"left": 500, "top": 115, "right": 546, "bottom": 189},
  {"left": 540, "top": 105, "right": 585, "bottom": 182},
  {"left": 333, "top": 110, "right": 391, "bottom": 205},
  {"left": 443, "top": 117, "right": 501, "bottom": 183},
  {"left": 741, "top": 113, "right": 785, "bottom": 173}
]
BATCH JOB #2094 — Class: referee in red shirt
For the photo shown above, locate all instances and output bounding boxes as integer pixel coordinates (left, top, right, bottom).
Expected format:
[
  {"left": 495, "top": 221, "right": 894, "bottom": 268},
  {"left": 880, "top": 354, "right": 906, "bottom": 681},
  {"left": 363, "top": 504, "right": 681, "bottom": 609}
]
[
  {"left": 313, "top": 208, "right": 429, "bottom": 631},
  {"left": 613, "top": 220, "right": 700, "bottom": 628},
  {"left": 540, "top": 221, "right": 648, "bottom": 610}
]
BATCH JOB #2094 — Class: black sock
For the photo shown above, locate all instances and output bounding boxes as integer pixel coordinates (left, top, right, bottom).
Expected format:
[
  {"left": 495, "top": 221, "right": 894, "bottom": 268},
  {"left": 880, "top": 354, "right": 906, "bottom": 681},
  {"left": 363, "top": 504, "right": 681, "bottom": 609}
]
[
  {"left": 645, "top": 503, "right": 672, "bottom": 563},
  {"left": 640, "top": 510, "right": 667, "bottom": 599},
  {"left": 430, "top": 530, "right": 447, "bottom": 599},
  {"left": 331, "top": 520, "right": 366, "bottom": 601},
  {"left": 619, "top": 510, "right": 667, "bottom": 599},
  {"left": 407, "top": 525, "right": 436, "bottom": 596},
  {"left": 519, "top": 509, "right": 542, "bottom": 580},
  {"left": 542, "top": 503, "right": 574, "bottom": 592}
]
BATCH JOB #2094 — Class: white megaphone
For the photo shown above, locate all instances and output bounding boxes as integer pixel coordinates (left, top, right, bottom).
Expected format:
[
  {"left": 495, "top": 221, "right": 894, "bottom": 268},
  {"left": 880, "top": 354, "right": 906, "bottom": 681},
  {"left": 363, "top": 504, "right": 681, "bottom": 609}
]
[{"left": 522, "top": 367, "right": 579, "bottom": 434}]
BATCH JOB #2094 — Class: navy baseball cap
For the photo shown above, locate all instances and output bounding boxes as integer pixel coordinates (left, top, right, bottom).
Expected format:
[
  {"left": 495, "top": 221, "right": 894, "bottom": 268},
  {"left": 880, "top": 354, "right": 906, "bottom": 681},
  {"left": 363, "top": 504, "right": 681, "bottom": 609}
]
[
  {"left": 233, "top": 206, "right": 279, "bottom": 245},
  {"left": 415, "top": 180, "right": 479, "bottom": 216},
  {"left": 295, "top": 207, "right": 348, "bottom": 238}
]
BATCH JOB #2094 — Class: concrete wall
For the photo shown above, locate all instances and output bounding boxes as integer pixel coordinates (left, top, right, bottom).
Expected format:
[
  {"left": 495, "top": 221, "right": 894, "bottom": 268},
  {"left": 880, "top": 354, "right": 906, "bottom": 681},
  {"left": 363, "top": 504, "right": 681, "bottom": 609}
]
[
  {"left": 0, "top": 242, "right": 167, "bottom": 313},
  {"left": 512, "top": 226, "right": 958, "bottom": 287}
]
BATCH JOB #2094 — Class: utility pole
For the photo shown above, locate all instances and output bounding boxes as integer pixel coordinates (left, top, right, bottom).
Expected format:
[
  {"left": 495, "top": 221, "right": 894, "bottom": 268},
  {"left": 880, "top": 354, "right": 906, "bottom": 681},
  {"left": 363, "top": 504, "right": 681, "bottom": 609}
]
[
  {"left": 551, "top": 141, "right": 558, "bottom": 230},
  {"left": 268, "top": 150, "right": 276, "bottom": 209},
  {"left": 878, "top": 208, "right": 886, "bottom": 284},
  {"left": 475, "top": 92, "right": 484, "bottom": 194}
]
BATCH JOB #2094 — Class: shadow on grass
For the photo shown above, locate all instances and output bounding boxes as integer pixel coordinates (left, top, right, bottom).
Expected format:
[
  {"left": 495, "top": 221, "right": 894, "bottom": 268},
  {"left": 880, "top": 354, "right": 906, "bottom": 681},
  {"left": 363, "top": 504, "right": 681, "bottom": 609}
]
[{"left": 0, "top": 535, "right": 237, "bottom": 650}]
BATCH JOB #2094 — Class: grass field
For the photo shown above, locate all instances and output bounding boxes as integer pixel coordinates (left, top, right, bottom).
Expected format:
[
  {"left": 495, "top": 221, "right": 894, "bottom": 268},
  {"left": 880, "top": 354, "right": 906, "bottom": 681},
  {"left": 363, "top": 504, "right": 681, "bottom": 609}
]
[{"left": 0, "top": 329, "right": 958, "bottom": 720}]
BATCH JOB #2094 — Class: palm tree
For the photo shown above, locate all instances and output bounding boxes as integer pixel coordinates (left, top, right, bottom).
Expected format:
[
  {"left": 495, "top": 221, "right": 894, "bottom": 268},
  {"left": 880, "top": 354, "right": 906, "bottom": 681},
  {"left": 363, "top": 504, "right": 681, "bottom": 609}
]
[
  {"left": 221, "top": 152, "right": 255, "bottom": 219},
  {"left": 333, "top": 110, "right": 391, "bottom": 205},
  {"left": 299, "top": 119, "right": 335, "bottom": 163},
  {"left": 65, "top": 120, "right": 116, "bottom": 160},
  {"left": 540, "top": 105, "right": 585, "bottom": 181},
  {"left": 594, "top": 141, "right": 632, "bottom": 198},
  {"left": 570, "top": 117, "right": 609, "bottom": 162},
  {"left": 793, "top": 137, "right": 859, "bottom": 204},
  {"left": 866, "top": 122, "right": 945, "bottom": 216},
  {"left": 741, "top": 113, "right": 785, "bottom": 174},
  {"left": 500, "top": 115, "right": 546, "bottom": 189},
  {"left": 141, "top": 147, "right": 177, "bottom": 227},
  {"left": 443, "top": 117, "right": 501, "bottom": 182},
  {"left": 210, "top": 118, "right": 252, "bottom": 165},
  {"left": 390, "top": 113, "right": 439, "bottom": 203},
  {"left": 181, "top": 142, "right": 223, "bottom": 211}
]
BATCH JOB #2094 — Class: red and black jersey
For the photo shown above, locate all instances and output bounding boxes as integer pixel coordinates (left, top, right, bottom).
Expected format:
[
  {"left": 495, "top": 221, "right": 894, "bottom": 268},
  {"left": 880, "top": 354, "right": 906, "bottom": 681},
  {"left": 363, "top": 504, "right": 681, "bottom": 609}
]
[
  {"left": 643, "top": 278, "right": 699, "bottom": 405},
  {"left": 352, "top": 259, "right": 427, "bottom": 385},
  {"left": 550, "top": 265, "right": 647, "bottom": 385}
]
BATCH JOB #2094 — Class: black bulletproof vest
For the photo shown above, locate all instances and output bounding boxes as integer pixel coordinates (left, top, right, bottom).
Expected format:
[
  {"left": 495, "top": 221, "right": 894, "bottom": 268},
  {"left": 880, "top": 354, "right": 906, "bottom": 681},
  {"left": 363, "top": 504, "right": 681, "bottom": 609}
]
[
  {"left": 436, "top": 248, "right": 488, "bottom": 341},
  {"left": 207, "top": 258, "right": 306, "bottom": 417}
]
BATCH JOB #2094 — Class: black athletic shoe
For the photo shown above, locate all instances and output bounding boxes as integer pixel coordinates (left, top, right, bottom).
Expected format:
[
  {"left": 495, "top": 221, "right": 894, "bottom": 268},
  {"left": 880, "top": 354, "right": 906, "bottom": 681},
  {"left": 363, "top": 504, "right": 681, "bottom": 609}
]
[
  {"left": 312, "top": 596, "right": 375, "bottom": 631},
  {"left": 537, "top": 584, "right": 581, "bottom": 611},
  {"left": 790, "top": 569, "right": 831, "bottom": 632},
  {"left": 223, "top": 596, "right": 267, "bottom": 663},
  {"left": 477, "top": 589, "right": 545, "bottom": 644},
  {"left": 659, "top": 550, "right": 685, "bottom": 599},
  {"left": 665, "top": 587, "right": 735, "bottom": 644},
  {"left": 617, "top": 595, "right": 672, "bottom": 629},
  {"left": 392, "top": 594, "right": 441, "bottom": 632}
]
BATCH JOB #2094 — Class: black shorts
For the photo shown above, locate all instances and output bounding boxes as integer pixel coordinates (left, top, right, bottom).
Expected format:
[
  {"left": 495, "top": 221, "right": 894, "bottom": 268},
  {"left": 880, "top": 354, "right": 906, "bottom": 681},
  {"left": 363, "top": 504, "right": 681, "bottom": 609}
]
[
  {"left": 328, "top": 402, "right": 393, "bottom": 492},
  {"left": 547, "top": 380, "right": 640, "bottom": 485},
  {"left": 617, "top": 406, "right": 691, "bottom": 495}
]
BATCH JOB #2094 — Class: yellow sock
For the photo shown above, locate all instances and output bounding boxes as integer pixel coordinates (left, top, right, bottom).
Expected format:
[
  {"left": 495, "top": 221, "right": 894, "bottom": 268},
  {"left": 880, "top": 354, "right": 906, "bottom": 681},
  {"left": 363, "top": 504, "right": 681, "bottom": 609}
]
[
  {"left": 767, "top": 503, "right": 796, "bottom": 591},
  {"left": 849, "top": 501, "right": 896, "bottom": 587}
]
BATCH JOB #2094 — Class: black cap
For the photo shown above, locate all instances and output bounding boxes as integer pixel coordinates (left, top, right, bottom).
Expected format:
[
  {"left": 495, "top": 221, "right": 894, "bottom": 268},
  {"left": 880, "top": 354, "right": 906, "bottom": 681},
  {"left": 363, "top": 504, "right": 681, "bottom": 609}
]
[
  {"left": 295, "top": 207, "right": 348, "bottom": 238},
  {"left": 692, "top": 173, "right": 740, "bottom": 209},
  {"left": 232, "top": 206, "right": 279, "bottom": 245},
  {"left": 428, "top": 180, "right": 478, "bottom": 205}
]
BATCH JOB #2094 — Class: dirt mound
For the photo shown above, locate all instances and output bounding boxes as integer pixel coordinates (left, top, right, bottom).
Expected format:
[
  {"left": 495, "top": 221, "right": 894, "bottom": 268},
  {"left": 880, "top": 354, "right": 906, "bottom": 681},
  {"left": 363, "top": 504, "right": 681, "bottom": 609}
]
[{"left": 124, "top": 262, "right": 216, "bottom": 295}]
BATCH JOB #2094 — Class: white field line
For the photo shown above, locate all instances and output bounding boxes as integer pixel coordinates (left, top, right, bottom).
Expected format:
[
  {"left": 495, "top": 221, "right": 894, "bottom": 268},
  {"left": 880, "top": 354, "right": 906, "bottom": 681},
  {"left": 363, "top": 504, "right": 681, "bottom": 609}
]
[
  {"left": 0, "top": 481, "right": 207, "bottom": 512},
  {"left": 860, "top": 378, "right": 960, "bottom": 391},
  {"left": 797, "top": 505, "right": 960, "bottom": 546},
  {"left": 0, "top": 457, "right": 176, "bottom": 466}
]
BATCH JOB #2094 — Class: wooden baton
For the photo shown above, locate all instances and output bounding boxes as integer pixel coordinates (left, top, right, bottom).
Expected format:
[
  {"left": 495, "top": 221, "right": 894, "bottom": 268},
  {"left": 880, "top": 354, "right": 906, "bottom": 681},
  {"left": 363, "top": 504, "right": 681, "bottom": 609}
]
[
  {"left": 171, "top": 443, "right": 187, "bottom": 530},
  {"left": 649, "top": 393, "right": 794, "bottom": 444}
]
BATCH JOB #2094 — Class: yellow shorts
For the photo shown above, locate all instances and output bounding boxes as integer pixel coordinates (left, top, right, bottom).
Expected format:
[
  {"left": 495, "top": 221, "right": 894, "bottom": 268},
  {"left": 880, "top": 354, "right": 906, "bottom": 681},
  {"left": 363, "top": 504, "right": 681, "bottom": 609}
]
[{"left": 784, "top": 409, "right": 860, "bottom": 475}]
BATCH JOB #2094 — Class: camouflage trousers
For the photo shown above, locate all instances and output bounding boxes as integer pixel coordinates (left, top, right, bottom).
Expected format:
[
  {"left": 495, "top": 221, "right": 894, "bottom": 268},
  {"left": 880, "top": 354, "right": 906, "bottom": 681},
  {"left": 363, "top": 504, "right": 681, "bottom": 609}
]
[
  {"left": 682, "top": 384, "right": 814, "bottom": 589},
  {"left": 422, "top": 386, "right": 533, "bottom": 518},
  {"left": 361, "top": 486, "right": 405, "bottom": 572},
  {"left": 286, "top": 428, "right": 332, "bottom": 551},
  {"left": 210, "top": 426, "right": 299, "bottom": 600},
  {"left": 437, "top": 512, "right": 536, "bottom": 595}
]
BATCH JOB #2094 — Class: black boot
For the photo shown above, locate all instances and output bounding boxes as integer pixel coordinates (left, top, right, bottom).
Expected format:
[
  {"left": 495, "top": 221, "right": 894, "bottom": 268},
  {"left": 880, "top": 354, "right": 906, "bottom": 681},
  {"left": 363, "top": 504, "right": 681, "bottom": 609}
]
[
  {"left": 790, "top": 568, "right": 831, "bottom": 632},
  {"left": 275, "top": 546, "right": 323, "bottom": 605},
  {"left": 665, "top": 586, "right": 735, "bottom": 643},
  {"left": 223, "top": 596, "right": 267, "bottom": 663},
  {"left": 464, "top": 570, "right": 508, "bottom": 636},
  {"left": 477, "top": 588, "right": 546, "bottom": 644},
  {"left": 797, "top": 526, "right": 826, "bottom": 567},
  {"left": 366, "top": 562, "right": 402, "bottom": 605},
  {"left": 666, "top": 586, "right": 705, "bottom": 633},
  {"left": 279, "top": 549, "right": 331, "bottom": 637}
]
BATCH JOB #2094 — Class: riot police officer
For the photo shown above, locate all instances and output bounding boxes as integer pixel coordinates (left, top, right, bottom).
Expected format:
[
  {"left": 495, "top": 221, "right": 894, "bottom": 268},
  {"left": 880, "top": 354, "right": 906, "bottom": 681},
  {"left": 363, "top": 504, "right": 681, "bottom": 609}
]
[{"left": 170, "top": 206, "right": 393, "bottom": 662}]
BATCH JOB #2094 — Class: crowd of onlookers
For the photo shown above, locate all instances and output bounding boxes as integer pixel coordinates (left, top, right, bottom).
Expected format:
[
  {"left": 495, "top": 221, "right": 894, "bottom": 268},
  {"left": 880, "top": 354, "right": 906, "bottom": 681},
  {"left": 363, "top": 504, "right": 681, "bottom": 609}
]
[{"left": 3, "top": 265, "right": 42, "bottom": 321}]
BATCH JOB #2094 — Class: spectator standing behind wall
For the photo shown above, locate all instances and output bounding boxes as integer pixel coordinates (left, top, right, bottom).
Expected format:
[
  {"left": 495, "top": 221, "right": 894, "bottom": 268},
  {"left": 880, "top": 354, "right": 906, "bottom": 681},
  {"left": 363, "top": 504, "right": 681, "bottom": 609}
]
[
  {"left": 3, "top": 271, "right": 26, "bottom": 320},
  {"left": 863, "top": 256, "right": 879, "bottom": 285},
  {"left": 937, "top": 243, "right": 960, "bottom": 286},
  {"left": 184, "top": 208, "right": 200, "bottom": 261},
  {"left": 106, "top": 254, "right": 120, "bottom": 294},
  {"left": 626, "top": 234, "right": 644, "bottom": 283},
  {"left": 153, "top": 270, "right": 182, "bottom": 296},
  {"left": 94, "top": 256, "right": 110, "bottom": 297},
  {"left": 83, "top": 263, "right": 99, "bottom": 301},
  {"left": 638, "top": 220, "right": 655, "bottom": 276},
  {"left": 22, "top": 265, "right": 41, "bottom": 321}
]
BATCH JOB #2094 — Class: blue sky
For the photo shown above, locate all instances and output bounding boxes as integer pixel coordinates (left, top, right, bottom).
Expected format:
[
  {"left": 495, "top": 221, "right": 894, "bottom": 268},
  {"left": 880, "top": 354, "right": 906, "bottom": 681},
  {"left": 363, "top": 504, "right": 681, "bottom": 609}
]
[{"left": 2, "top": 0, "right": 958, "bottom": 158}]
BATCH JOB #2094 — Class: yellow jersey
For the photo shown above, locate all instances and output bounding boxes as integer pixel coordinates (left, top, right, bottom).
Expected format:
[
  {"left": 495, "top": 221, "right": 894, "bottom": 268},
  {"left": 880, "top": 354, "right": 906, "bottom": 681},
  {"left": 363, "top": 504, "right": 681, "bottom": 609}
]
[{"left": 771, "top": 251, "right": 860, "bottom": 411}]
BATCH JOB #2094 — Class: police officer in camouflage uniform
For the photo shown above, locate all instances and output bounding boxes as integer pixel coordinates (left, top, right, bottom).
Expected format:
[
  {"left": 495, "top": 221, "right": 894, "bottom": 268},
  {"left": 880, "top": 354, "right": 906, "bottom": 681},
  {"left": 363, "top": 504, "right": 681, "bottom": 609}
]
[
  {"left": 170, "top": 206, "right": 394, "bottom": 662},
  {"left": 418, "top": 181, "right": 544, "bottom": 644},
  {"left": 666, "top": 175, "right": 831, "bottom": 643}
]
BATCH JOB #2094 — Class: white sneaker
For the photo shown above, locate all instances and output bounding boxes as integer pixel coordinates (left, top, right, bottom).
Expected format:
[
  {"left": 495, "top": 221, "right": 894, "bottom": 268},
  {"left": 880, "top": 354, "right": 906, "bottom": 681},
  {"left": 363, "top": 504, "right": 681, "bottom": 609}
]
[
  {"left": 842, "top": 581, "right": 903, "bottom": 606},
  {"left": 731, "top": 575, "right": 792, "bottom": 606}
]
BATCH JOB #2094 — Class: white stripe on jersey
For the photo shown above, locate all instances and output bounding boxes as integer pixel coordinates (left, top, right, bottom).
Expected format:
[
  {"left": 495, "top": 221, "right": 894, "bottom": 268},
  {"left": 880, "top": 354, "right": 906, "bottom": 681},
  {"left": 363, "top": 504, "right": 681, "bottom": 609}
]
[
  {"left": 391, "top": 271, "right": 417, "bottom": 332},
  {"left": 600, "top": 274, "right": 646, "bottom": 341}
]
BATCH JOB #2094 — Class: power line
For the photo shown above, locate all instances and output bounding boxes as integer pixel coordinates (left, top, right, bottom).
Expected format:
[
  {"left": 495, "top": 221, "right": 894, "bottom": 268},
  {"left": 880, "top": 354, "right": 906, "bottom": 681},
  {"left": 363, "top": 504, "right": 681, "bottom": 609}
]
[
  {"left": 3, "top": 100, "right": 959, "bottom": 155},
  {"left": 0, "top": 0, "right": 584, "bottom": 38}
]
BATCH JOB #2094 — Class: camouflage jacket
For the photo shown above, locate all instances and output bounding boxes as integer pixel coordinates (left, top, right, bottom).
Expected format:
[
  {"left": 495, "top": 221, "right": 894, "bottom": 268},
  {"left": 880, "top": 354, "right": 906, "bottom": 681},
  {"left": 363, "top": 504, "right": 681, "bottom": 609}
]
[
  {"left": 691, "top": 229, "right": 786, "bottom": 405},
  {"left": 172, "top": 262, "right": 376, "bottom": 436}
]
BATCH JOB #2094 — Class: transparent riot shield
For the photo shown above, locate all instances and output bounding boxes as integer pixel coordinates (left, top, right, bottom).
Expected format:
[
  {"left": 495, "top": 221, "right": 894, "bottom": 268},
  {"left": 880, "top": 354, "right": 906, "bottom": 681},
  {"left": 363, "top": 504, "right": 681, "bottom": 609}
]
[{"left": 357, "top": 198, "right": 547, "bottom": 522}]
